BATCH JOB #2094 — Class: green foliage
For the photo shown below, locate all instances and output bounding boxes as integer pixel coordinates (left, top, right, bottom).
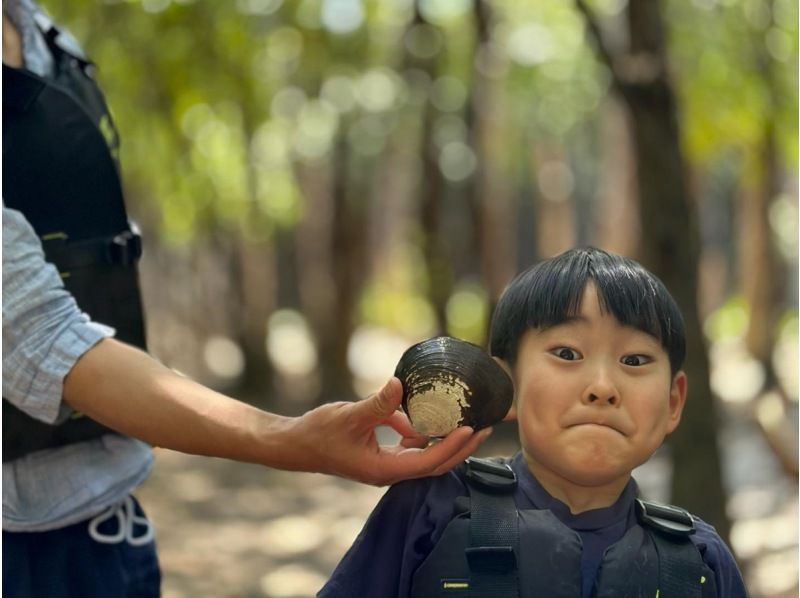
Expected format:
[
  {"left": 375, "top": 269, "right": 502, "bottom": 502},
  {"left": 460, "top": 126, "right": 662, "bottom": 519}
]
[
  {"left": 705, "top": 296, "right": 799, "bottom": 344},
  {"left": 777, "top": 310, "right": 799, "bottom": 341},
  {"left": 446, "top": 279, "right": 489, "bottom": 344},
  {"left": 704, "top": 295, "right": 750, "bottom": 341},
  {"left": 667, "top": 0, "right": 798, "bottom": 171},
  {"left": 42, "top": 0, "right": 796, "bottom": 328},
  {"left": 359, "top": 244, "right": 436, "bottom": 338}
]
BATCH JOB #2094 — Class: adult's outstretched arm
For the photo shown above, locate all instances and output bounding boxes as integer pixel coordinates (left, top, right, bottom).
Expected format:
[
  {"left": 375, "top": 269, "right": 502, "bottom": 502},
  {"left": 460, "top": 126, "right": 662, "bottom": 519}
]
[{"left": 63, "top": 338, "right": 490, "bottom": 485}]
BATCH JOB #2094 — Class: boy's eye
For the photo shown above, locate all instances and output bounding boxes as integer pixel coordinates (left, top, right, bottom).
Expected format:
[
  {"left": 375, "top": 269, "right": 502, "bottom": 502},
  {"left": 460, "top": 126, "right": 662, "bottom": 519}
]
[
  {"left": 621, "top": 354, "right": 651, "bottom": 366},
  {"left": 552, "top": 347, "right": 582, "bottom": 361}
]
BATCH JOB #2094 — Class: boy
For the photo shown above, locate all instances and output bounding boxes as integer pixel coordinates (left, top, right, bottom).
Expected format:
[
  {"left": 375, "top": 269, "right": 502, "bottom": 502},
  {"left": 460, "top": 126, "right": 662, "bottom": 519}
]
[{"left": 319, "top": 247, "right": 747, "bottom": 598}]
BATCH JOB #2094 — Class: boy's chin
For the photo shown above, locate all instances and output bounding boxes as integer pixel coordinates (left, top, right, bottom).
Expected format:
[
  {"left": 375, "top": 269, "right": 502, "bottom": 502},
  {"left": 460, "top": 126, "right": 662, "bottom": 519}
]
[
  {"left": 562, "top": 453, "right": 643, "bottom": 488},
  {"left": 523, "top": 451, "right": 633, "bottom": 489},
  {"left": 562, "top": 468, "right": 632, "bottom": 489}
]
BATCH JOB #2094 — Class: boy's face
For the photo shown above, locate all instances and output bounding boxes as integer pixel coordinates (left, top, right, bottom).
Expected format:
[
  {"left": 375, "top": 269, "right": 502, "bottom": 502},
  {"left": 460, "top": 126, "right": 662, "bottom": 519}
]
[{"left": 512, "top": 283, "right": 686, "bottom": 497}]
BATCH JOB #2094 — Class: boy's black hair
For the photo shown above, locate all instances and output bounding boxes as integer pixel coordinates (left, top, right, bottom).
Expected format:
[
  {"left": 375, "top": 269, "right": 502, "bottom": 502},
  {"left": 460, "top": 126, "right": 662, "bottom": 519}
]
[{"left": 489, "top": 247, "right": 686, "bottom": 375}]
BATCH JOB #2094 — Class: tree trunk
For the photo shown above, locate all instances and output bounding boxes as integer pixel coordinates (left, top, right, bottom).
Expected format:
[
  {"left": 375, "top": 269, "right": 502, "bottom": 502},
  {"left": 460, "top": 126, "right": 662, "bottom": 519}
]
[
  {"left": 231, "top": 107, "right": 276, "bottom": 399},
  {"left": 418, "top": 93, "right": 451, "bottom": 335},
  {"left": 626, "top": 86, "right": 729, "bottom": 540},
  {"left": 575, "top": 0, "right": 731, "bottom": 540},
  {"left": 231, "top": 237, "right": 276, "bottom": 400},
  {"left": 738, "top": 6, "right": 796, "bottom": 478},
  {"left": 532, "top": 146, "right": 577, "bottom": 258},
  {"left": 739, "top": 2, "right": 785, "bottom": 391},
  {"left": 296, "top": 136, "right": 367, "bottom": 405},
  {"left": 738, "top": 121, "right": 782, "bottom": 389},
  {"left": 329, "top": 137, "right": 369, "bottom": 402},
  {"left": 406, "top": 5, "right": 451, "bottom": 335},
  {"left": 467, "top": 0, "right": 517, "bottom": 332},
  {"left": 294, "top": 159, "right": 334, "bottom": 400},
  {"left": 592, "top": 98, "right": 640, "bottom": 257}
]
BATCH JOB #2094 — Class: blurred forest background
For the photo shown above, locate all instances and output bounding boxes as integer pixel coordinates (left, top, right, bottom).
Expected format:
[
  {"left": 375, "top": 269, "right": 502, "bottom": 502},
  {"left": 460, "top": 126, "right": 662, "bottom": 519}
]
[{"left": 45, "top": 0, "right": 797, "bottom": 596}]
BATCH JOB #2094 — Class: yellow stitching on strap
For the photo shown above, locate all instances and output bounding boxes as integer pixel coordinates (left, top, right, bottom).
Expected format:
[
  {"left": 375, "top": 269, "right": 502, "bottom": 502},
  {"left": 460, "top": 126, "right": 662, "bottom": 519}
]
[
  {"left": 41, "top": 231, "right": 68, "bottom": 241},
  {"left": 442, "top": 581, "right": 469, "bottom": 589}
]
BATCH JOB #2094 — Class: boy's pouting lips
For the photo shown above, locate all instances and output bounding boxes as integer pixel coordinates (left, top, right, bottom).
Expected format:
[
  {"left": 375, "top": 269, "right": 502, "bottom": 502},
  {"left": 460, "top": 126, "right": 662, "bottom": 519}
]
[{"left": 507, "top": 283, "right": 687, "bottom": 514}]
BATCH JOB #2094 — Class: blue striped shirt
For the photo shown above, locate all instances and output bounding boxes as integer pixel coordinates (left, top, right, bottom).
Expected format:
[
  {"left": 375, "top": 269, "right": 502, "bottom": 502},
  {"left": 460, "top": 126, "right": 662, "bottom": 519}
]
[{"left": 2, "top": 206, "right": 153, "bottom": 532}]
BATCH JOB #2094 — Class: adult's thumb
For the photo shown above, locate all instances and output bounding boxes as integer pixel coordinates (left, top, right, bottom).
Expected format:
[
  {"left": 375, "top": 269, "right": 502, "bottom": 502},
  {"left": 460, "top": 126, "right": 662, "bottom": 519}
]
[{"left": 364, "top": 377, "right": 404, "bottom": 420}]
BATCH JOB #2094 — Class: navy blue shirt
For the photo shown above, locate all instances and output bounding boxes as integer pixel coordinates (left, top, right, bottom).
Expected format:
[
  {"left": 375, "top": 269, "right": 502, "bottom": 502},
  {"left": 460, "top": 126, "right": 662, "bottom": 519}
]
[{"left": 319, "top": 452, "right": 747, "bottom": 598}]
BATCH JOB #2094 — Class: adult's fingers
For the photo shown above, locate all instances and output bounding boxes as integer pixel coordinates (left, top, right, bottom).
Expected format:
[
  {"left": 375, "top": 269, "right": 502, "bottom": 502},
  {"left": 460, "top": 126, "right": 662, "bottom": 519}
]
[
  {"left": 400, "top": 435, "right": 429, "bottom": 449},
  {"left": 381, "top": 409, "right": 422, "bottom": 440},
  {"left": 352, "top": 377, "right": 404, "bottom": 423},
  {"left": 381, "top": 426, "right": 492, "bottom": 483},
  {"left": 424, "top": 427, "right": 492, "bottom": 477},
  {"left": 502, "top": 404, "right": 517, "bottom": 422}
]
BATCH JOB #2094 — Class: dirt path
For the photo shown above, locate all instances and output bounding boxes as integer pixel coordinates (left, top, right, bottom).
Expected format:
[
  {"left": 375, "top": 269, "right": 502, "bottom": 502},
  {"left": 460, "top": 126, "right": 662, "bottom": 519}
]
[{"left": 138, "top": 449, "right": 384, "bottom": 598}]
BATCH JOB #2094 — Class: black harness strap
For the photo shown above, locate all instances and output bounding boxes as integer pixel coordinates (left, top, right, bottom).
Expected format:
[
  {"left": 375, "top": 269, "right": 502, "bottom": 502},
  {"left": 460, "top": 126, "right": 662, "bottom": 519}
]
[
  {"left": 636, "top": 499, "right": 704, "bottom": 598},
  {"left": 42, "top": 228, "right": 143, "bottom": 273},
  {"left": 649, "top": 532, "right": 704, "bottom": 598},
  {"left": 464, "top": 457, "right": 519, "bottom": 598}
]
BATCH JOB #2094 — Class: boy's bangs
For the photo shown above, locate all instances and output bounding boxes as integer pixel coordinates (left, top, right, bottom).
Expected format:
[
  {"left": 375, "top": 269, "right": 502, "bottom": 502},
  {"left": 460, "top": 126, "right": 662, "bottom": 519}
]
[
  {"left": 491, "top": 247, "right": 686, "bottom": 372},
  {"left": 525, "top": 252, "right": 682, "bottom": 349},
  {"left": 590, "top": 264, "right": 675, "bottom": 346},
  {"left": 520, "top": 257, "right": 592, "bottom": 330}
]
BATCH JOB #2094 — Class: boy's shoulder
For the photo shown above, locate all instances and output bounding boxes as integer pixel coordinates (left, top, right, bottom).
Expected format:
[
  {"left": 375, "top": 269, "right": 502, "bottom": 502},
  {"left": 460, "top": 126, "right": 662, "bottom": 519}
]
[
  {"left": 390, "top": 454, "right": 514, "bottom": 496},
  {"left": 690, "top": 518, "right": 738, "bottom": 565},
  {"left": 691, "top": 517, "right": 725, "bottom": 541},
  {"left": 387, "top": 458, "right": 472, "bottom": 515},
  {"left": 383, "top": 455, "right": 516, "bottom": 540},
  {"left": 688, "top": 517, "right": 748, "bottom": 596}
]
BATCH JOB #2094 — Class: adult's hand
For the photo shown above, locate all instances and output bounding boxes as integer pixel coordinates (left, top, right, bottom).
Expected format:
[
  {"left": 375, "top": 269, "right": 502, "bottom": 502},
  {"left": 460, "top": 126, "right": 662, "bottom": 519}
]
[
  {"left": 63, "top": 339, "right": 488, "bottom": 485},
  {"left": 290, "top": 378, "right": 492, "bottom": 486}
]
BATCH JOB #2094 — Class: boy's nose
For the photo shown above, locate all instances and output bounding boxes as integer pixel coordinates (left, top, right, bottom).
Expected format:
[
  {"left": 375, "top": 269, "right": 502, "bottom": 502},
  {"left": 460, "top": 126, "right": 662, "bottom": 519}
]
[{"left": 581, "top": 369, "right": 619, "bottom": 406}]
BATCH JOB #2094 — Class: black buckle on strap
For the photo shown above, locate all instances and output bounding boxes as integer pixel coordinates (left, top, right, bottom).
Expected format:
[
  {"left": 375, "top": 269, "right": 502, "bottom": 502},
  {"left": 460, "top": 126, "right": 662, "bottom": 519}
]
[
  {"left": 636, "top": 499, "right": 695, "bottom": 537},
  {"left": 41, "top": 228, "right": 143, "bottom": 273},
  {"left": 465, "top": 457, "right": 517, "bottom": 493},
  {"left": 107, "top": 231, "right": 142, "bottom": 266},
  {"left": 465, "top": 546, "right": 517, "bottom": 574}
]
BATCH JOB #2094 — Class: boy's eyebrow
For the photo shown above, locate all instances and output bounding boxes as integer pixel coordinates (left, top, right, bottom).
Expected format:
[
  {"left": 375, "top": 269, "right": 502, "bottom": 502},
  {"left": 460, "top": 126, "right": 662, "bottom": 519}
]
[
  {"left": 539, "top": 315, "right": 588, "bottom": 331},
  {"left": 561, "top": 315, "right": 588, "bottom": 324}
]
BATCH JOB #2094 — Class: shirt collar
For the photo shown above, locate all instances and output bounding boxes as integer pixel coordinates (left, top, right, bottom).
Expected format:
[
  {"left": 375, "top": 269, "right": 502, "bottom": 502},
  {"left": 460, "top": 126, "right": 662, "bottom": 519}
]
[
  {"left": 511, "top": 451, "right": 638, "bottom": 531},
  {"left": 3, "top": 0, "right": 54, "bottom": 78}
]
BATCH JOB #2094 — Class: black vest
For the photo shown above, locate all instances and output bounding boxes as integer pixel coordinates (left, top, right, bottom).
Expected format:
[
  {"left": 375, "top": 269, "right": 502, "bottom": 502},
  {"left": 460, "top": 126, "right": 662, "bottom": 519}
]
[
  {"left": 410, "top": 458, "right": 718, "bottom": 598},
  {"left": 3, "top": 19, "right": 146, "bottom": 461}
]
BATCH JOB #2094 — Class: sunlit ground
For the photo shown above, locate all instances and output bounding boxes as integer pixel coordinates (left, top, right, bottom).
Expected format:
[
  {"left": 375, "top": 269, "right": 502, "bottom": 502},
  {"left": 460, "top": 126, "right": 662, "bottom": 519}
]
[{"left": 138, "top": 330, "right": 798, "bottom": 598}]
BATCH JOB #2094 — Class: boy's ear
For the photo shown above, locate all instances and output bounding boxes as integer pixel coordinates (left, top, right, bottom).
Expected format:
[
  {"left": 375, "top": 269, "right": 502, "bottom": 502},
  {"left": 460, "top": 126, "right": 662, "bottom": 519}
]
[
  {"left": 492, "top": 356, "right": 512, "bottom": 378},
  {"left": 492, "top": 356, "right": 517, "bottom": 422},
  {"left": 666, "top": 371, "right": 688, "bottom": 434}
]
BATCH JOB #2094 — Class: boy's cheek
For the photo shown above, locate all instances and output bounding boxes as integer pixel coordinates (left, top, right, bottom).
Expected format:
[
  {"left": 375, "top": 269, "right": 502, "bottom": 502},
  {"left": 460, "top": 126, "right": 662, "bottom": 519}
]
[{"left": 492, "top": 357, "right": 518, "bottom": 422}]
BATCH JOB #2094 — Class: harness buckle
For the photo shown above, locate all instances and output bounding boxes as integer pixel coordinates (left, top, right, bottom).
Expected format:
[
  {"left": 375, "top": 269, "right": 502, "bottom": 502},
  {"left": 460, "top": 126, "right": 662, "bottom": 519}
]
[
  {"left": 635, "top": 499, "right": 696, "bottom": 537},
  {"left": 108, "top": 230, "right": 142, "bottom": 266},
  {"left": 465, "top": 546, "right": 517, "bottom": 574},
  {"left": 465, "top": 457, "right": 517, "bottom": 493}
]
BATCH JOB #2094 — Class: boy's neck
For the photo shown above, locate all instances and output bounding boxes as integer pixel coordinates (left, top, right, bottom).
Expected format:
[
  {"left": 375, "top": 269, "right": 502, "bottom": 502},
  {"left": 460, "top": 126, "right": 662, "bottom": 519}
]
[{"left": 523, "top": 453, "right": 631, "bottom": 514}]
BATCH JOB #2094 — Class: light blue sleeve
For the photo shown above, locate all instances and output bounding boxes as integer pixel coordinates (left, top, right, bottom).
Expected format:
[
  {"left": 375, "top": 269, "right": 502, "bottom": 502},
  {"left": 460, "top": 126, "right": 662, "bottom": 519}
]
[{"left": 2, "top": 206, "right": 114, "bottom": 423}]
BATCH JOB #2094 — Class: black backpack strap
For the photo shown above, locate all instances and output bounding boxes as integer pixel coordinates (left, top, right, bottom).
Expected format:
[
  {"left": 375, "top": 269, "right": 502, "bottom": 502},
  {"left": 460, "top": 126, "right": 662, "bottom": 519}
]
[
  {"left": 636, "top": 499, "right": 704, "bottom": 598},
  {"left": 464, "top": 457, "right": 520, "bottom": 598}
]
